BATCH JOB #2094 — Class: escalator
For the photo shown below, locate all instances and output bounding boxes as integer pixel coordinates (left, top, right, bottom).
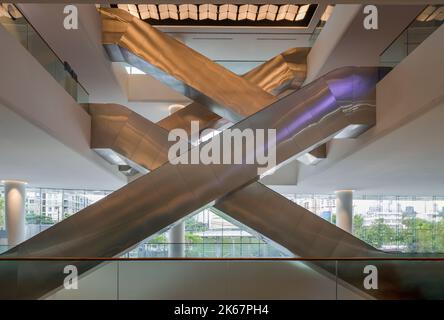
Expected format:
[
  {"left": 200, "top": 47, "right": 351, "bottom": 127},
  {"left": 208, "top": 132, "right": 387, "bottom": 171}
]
[
  {"left": 1, "top": 8, "right": 442, "bottom": 300},
  {"left": 1, "top": 65, "right": 386, "bottom": 299}
]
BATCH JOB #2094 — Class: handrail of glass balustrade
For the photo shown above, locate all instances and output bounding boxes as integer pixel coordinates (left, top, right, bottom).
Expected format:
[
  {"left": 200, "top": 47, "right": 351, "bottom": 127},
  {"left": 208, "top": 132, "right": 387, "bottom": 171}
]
[{"left": 1, "top": 257, "right": 444, "bottom": 261}]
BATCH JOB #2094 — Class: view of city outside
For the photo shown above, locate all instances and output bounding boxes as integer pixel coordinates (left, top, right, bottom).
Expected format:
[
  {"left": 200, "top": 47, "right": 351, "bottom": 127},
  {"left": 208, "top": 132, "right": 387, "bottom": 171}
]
[
  {"left": 1, "top": 186, "right": 444, "bottom": 254},
  {"left": 124, "top": 208, "right": 290, "bottom": 258},
  {"left": 0, "top": 194, "right": 4, "bottom": 230}
]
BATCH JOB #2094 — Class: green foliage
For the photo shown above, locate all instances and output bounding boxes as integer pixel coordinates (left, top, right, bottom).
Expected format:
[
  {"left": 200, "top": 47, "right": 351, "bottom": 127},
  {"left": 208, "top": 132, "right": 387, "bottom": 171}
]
[
  {"left": 147, "top": 233, "right": 167, "bottom": 244},
  {"left": 185, "top": 218, "right": 208, "bottom": 232},
  {"left": 353, "top": 214, "right": 444, "bottom": 253},
  {"left": 0, "top": 197, "right": 4, "bottom": 227},
  {"left": 185, "top": 232, "right": 203, "bottom": 243}
]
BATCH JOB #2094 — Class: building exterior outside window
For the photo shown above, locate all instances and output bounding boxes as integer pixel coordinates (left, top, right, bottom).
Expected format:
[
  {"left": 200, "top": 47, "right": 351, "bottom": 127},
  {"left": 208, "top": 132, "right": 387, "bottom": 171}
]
[{"left": 1, "top": 186, "right": 444, "bottom": 254}]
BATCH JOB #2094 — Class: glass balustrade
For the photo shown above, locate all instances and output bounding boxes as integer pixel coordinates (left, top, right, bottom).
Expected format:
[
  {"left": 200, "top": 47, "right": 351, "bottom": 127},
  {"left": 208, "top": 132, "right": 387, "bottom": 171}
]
[
  {"left": 0, "top": 3, "right": 89, "bottom": 103},
  {"left": 380, "top": 5, "right": 444, "bottom": 67},
  {"left": 0, "top": 257, "right": 442, "bottom": 300}
]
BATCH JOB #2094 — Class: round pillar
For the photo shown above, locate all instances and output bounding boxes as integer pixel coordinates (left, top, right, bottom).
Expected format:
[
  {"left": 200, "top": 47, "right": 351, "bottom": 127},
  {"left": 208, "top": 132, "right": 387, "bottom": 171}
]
[
  {"left": 167, "top": 105, "right": 186, "bottom": 257},
  {"left": 3, "top": 180, "right": 26, "bottom": 246},
  {"left": 168, "top": 223, "right": 185, "bottom": 257},
  {"left": 336, "top": 190, "right": 353, "bottom": 233}
]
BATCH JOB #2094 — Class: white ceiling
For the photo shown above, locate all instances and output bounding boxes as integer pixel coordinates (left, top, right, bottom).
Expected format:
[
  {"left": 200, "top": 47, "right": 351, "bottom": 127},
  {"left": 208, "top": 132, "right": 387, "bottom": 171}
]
[{"left": 0, "top": 103, "right": 126, "bottom": 190}]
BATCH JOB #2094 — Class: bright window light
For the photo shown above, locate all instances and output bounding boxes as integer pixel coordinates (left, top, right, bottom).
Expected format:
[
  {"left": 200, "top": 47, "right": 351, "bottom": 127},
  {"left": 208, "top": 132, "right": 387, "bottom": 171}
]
[
  {"left": 238, "top": 4, "right": 258, "bottom": 21},
  {"left": 219, "top": 4, "right": 237, "bottom": 21},
  {"left": 320, "top": 5, "right": 334, "bottom": 22},
  {"left": 257, "top": 5, "right": 278, "bottom": 21},
  {"left": 295, "top": 4, "right": 310, "bottom": 21},
  {"left": 159, "top": 4, "right": 178, "bottom": 20},
  {"left": 199, "top": 4, "right": 218, "bottom": 20},
  {"left": 125, "top": 66, "right": 146, "bottom": 75},
  {"left": 139, "top": 4, "right": 159, "bottom": 20},
  {"left": 179, "top": 4, "right": 198, "bottom": 20},
  {"left": 276, "top": 4, "right": 298, "bottom": 21}
]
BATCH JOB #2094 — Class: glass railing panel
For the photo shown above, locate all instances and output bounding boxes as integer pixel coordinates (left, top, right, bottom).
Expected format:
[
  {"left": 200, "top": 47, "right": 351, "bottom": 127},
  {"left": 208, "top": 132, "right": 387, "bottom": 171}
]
[
  {"left": 44, "top": 261, "right": 119, "bottom": 300},
  {"left": 0, "top": 5, "right": 89, "bottom": 103},
  {"left": 1, "top": 258, "right": 444, "bottom": 299},
  {"left": 117, "top": 260, "right": 338, "bottom": 300},
  {"left": 0, "top": 245, "right": 10, "bottom": 254},
  {"left": 337, "top": 259, "right": 444, "bottom": 300},
  {"left": 380, "top": 6, "right": 444, "bottom": 67}
]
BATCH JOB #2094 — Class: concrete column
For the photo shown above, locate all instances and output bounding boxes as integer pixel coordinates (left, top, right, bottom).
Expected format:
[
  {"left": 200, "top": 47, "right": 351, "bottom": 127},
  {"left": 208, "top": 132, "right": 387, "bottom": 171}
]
[
  {"left": 336, "top": 190, "right": 353, "bottom": 233},
  {"left": 168, "top": 223, "right": 185, "bottom": 257},
  {"left": 4, "top": 180, "right": 26, "bottom": 246},
  {"left": 167, "top": 104, "right": 186, "bottom": 257}
]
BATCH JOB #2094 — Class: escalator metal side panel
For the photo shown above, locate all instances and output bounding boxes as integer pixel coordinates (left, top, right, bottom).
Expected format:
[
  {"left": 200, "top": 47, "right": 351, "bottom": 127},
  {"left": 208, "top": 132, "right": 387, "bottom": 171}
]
[
  {"left": 100, "top": 8, "right": 276, "bottom": 122},
  {"left": 88, "top": 103, "right": 174, "bottom": 171},
  {"left": 243, "top": 47, "right": 309, "bottom": 95}
]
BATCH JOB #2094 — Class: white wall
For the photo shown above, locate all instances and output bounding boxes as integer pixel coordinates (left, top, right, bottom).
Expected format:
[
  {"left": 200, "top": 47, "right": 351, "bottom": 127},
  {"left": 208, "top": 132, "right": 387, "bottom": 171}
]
[{"left": 0, "top": 24, "right": 126, "bottom": 189}]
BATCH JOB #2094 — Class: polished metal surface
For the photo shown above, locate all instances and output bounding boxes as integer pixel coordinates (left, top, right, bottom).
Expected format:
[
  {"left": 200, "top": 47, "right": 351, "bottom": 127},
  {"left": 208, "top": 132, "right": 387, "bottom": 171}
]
[
  {"left": 243, "top": 47, "right": 309, "bottom": 96},
  {"left": 100, "top": 8, "right": 276, "bottom": 122},
  {"left": 100, "top": 8, "right": 312, "bottom": 148},
  {"left": 87, "top": 103, "right": 175, "bottom": 172},
  {"left": 156, "top": 48, "right": 309, "bottom": 134},
  {"left": 157, "top": 102, "right": 227, "bottom": 135},
  {"left": 0, "top": 67, "right": 385, "bottom": 299}
]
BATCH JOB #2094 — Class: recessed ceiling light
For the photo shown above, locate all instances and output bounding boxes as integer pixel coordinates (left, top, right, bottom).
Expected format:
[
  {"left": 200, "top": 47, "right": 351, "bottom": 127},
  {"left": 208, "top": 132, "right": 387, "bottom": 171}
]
[
  {"left": 257, "top": 5, "right": 278, "bottom": 21},
  {"left": 295, "top": 4, "right": 310, "bottom": 21},
  {"left": 219, "top": 4, "right": 237, "bottom": 21},
  {"left": 179, "top": 4, "right": 198, "bottom": 20},
  {"left": 238, "top": 4, "right": 258, "bottom": 21},
  {"left": 276, "top": 4, "right": 298, "bottom": 22},
  {"left": 159, "top": 4, "right": 178, "bottom": 20},
  {"left": 199, "top": 4, "right": 218, "bottom": 20},
  {"left": 139, "top": 4, "right": 159, "bottom": 20}
]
